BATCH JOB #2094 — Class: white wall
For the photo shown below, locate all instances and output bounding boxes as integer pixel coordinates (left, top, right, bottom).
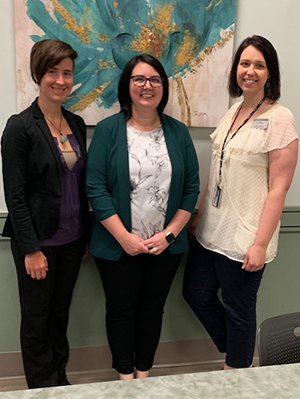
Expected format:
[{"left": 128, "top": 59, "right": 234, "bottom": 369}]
[
  {"left": 233, "top": 0, "right": 300, "bottom": 205},
  {"left": 0, "top": 0, "right": 299, "bottom": 210}
]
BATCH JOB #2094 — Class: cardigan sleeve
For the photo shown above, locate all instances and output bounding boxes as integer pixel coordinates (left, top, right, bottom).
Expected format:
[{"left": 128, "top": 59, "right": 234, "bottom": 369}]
[
  {"left": 178, "top": 124, "right": 200, "bottom": 212},
  {"left": 1, "top": 115, "right": 41, "bottom": 254},
  {"left": 86, "top": 119, "right": 118, "bottom": 221}
]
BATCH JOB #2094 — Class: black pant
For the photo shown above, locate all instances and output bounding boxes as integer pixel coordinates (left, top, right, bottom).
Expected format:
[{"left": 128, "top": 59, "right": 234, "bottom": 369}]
[
  {"left": 183, "top": 240, "right": 265, "bottom": 368},
  {"left": 94, "top": 251, "right": 182, "bottom": 374},
  {"left": 11, "top": 235, "right": 86, "bottom": 389}
]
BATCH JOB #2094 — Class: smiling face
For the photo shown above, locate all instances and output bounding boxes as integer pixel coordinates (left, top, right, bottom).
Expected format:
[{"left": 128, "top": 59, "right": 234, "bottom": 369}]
[
  {"left": 38, "top": 57, "right": 74, "bottom": 104},
  {"left": 237, "top": 45, "right": 270, "bottom": 98},
  {"left": 129, "top": 62, "right": 163, "bottom": 114}
]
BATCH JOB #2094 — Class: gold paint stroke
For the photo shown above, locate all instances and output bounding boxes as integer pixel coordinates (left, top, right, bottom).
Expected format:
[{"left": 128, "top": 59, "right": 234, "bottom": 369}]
[
  {"left": 130, "top": 26, "right": 164, "bottom": 57},
  {"left": 174, "top": 29, "right": 233, "bottom": 127},
  {"left": 99, "top": 33, "right": 109, "bottom": 42},
  {"left": 175, "top": 30, "right": 197, "bottom": 67},
  {"left": 205, "top": 0, "right": 224, "bottom": 11},
  {"left": 175, "top": 76, "right": 191, "bottom": 127},
  {"left": 130, "top": 4, "right": 176, "bottom": 57},
  {"left": 110, "top": 0, "right": 123, "bottom": 30},
  {"left": 192, "top": 29, "right": 234, "bottom": 69},
  {"left": 51, "top": 0, "right": 90, "bottom": 44},
  {"left": 98, "top": 59, "right": 117, "bottom": 69},
  {"left": 151, "top": 3, "right": 175, "bottom": 37},
  {"left": 69, "top": 82, "right": 110, "bottom": 112}
]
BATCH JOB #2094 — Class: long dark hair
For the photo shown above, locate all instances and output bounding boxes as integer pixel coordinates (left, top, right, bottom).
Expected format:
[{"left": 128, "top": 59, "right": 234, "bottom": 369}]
[
  {"left": 228, "top": 35, "right": 280, "bottom": 101},
  {"left": 118, "top": 54, "right": 169, "bottom": 120}
]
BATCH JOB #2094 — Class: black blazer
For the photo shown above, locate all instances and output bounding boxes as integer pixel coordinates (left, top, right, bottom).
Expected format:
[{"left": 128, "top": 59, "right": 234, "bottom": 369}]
[{"left": 1, "top": 98, "right": 89, "bottom": 255}]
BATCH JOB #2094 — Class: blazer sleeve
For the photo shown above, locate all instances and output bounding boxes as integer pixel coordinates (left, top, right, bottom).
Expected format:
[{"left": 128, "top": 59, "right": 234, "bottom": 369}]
[
  {"left": 1, "top": 115, "right": 41, "bottom": 254},
  {"left": 86, "top": 120, "right": 118, "bottom": 221},
  {"left": 179, "top": 124, "right": 200, "bottom": 212}
]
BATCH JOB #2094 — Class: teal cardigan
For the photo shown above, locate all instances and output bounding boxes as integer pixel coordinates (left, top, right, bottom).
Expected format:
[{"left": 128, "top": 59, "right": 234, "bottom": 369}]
[{"left": 86, "top": 112, "right": 199, "bottom": 260}]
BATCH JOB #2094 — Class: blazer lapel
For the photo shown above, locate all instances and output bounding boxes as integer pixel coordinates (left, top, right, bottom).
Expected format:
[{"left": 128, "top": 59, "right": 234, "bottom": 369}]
[{"left": 32, "top": 99, "right": 62, "bottom": 171}]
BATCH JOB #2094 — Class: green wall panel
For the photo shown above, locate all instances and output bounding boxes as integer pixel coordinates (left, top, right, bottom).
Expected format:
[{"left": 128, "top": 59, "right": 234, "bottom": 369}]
[{"left": 0, "top": 208, "right": 299, "bottom": 352}]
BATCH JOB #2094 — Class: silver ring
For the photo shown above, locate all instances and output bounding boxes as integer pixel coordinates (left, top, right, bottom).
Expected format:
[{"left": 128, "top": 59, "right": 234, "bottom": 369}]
[{"left": 152, "top": 247, "right": 157, "bottom": 253}]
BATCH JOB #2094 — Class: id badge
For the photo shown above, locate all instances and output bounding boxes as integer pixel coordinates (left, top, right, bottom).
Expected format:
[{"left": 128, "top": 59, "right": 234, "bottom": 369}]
[
  {"left": 212, "top": 186, "right": 222, "bottom": 208},
  {"left": 251, "top": 118, "right": 269, "bottom": 129}
]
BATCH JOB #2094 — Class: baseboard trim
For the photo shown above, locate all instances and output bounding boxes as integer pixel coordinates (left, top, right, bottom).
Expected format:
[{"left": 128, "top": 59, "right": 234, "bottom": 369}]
[
  {"left": 0, "top": 338, "right": 259, "bottom": 379},
  {"left": 0, "top": 338, "right": 225, "bottom": 378}
]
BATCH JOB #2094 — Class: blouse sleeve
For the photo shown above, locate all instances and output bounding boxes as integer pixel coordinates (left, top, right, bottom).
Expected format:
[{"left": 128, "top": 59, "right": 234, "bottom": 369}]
[{"left": 262, "top": 106, "right": 298, "bottom": 152}]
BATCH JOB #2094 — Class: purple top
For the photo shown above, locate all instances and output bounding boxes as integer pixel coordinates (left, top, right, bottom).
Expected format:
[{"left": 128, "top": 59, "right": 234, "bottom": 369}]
[{"left": 40, "top": 134, "right": 85, "bottom": 246}]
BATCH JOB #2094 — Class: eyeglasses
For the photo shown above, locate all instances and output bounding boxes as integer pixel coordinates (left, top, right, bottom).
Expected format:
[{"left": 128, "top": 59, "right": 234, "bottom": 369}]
[{"left": 130, "top": 75, "right": 164, "bottom": 88}]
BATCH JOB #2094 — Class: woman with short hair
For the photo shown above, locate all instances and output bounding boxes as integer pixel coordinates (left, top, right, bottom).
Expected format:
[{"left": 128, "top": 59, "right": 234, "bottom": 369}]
[{"left": 1, "top": 39, "right": 89, "bottom": 388}]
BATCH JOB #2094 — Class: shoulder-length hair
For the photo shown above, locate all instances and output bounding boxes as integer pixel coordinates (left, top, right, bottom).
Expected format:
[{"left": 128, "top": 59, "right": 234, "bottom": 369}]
[
  {"left": 228, "top": 35, "right": 280, "bottom": 101},
  {"left": 118, "top": 54, "right": 169, "bottom": 120}
]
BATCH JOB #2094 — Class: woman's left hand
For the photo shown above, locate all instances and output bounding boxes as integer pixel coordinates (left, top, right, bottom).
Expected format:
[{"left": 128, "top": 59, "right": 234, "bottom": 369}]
[
  {"left": 143, "top": 231, "right": 170, "bottom": 255},
  {"left": 242, "top": 244, "right": 266, "bottom": 272},
  {"left": 82, "top": 246, "right": 89, "bottom": 260}
]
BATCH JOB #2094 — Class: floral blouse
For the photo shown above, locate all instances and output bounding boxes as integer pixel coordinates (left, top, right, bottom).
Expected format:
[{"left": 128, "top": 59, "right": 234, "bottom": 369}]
[{"left": 127, "top": 124, "right": 171, "bottom": 239}]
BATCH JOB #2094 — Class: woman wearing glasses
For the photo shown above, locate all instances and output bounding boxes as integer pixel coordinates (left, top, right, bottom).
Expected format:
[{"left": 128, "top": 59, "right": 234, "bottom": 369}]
[{"left": 87, "top": 54, "right": 199, "bottom": 379}]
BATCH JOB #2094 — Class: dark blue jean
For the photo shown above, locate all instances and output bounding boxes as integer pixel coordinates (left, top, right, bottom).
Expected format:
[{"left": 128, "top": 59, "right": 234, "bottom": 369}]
[{"left": 183, "top": 239, "right": 265, "bottom": 368}]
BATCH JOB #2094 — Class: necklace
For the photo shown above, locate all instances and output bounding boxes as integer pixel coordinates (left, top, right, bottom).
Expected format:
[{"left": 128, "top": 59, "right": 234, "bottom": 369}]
[
  {"left": 44, "top": 112, "right": 68, "bottom": 144},
  {"left": 219, "top": 96, "right": 266, "bottom": 179},
  {"left": 211, "top": 96, "right": 266, "bottom": 208}
]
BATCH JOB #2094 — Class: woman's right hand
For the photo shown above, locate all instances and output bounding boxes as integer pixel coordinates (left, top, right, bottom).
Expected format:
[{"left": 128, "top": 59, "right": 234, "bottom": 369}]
[
  {"left": 188, "top": 216, "right": 200, "bottom": 241},
  {"left": 25, "top": 251, "right": 48, "bottom": 280},
  {"left": 119, "top": 233, "right": 149, "bottom": 256},
  {"left": 188, "top": 182, "right": 208, "bottom": 241}
]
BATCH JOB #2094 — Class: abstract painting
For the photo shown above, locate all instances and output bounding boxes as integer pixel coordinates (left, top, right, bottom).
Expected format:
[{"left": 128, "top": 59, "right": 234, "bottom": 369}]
[{"left": 14, "top": 0, "right": 236, "bottom": 127}]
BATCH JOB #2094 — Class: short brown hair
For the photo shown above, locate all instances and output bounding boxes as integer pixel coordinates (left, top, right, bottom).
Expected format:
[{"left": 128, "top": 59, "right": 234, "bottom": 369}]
[{"left": 30, "top": 39, "right": 78, "bottom": 84}]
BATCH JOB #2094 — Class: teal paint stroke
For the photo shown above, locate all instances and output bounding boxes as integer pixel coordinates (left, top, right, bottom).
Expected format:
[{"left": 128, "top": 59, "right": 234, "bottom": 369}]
[{"left": 26, "top": 0, "right": 236, "bottom": 112}]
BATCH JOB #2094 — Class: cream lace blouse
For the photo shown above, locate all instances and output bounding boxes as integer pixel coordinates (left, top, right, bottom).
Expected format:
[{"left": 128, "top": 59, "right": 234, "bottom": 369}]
[{"left": 195, "top": 102, "right": 298, "bottom": 263}]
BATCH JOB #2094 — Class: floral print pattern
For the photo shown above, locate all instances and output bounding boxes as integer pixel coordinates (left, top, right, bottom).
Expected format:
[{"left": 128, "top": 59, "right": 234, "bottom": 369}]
[{"left": 127, "top": 125, "right": 171, "bottom": 239}]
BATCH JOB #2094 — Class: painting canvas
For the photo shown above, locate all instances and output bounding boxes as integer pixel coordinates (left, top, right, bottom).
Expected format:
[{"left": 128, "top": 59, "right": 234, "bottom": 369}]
[{"left": 14, "top": 0, "right": 236, "bottom": 127}]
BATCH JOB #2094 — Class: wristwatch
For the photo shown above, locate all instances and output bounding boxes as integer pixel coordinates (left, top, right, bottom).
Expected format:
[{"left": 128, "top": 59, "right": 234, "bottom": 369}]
[{"left": 165, "top": 231, "right": 175, "bottom": 244}]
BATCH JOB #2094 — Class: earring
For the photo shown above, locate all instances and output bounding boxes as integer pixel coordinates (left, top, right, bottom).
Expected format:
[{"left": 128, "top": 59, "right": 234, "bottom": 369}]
[{"left": 265, "top": 79, "right": 271, "bottom": 96}]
